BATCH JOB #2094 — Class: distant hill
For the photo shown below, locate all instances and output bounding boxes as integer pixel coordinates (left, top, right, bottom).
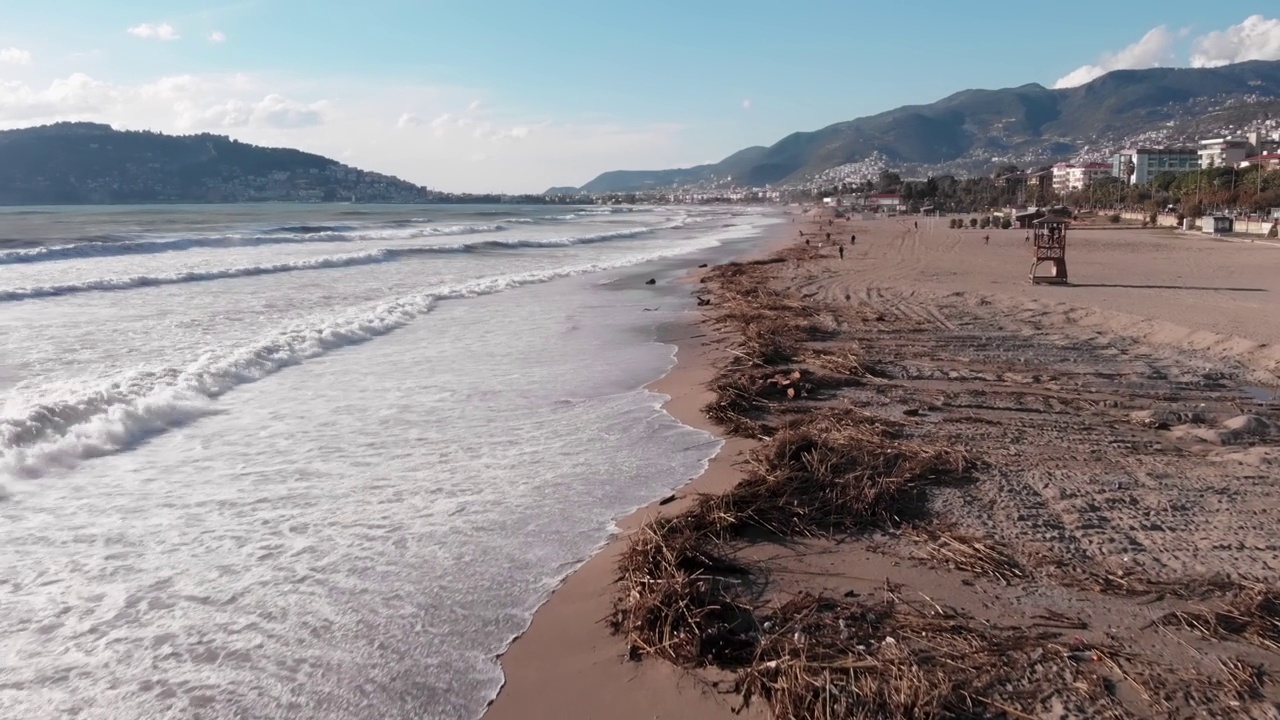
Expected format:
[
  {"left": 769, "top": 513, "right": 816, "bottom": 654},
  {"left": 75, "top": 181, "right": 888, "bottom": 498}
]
[
  {"left": 0, "top": 122, "right": 427, "bottom": 204},
  {"left": 560, "top": 60, "right": 1280, "bottom": 193}
]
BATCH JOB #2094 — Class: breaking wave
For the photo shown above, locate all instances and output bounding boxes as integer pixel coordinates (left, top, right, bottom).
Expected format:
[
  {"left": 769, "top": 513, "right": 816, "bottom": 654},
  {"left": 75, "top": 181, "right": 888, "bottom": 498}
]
[
  {"left": 0, "top": 223, "right": 687, "bottom": 302},
  {"left": 0, "top": 238, "right": 720, "bottom": 479},
  {"left": 0, "top": 223, "right": 503, "bottom": 266}
]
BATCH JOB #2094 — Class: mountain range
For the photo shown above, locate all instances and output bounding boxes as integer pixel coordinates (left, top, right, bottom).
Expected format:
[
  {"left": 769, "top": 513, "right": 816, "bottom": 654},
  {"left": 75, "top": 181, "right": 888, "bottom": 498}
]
[{"left": 561, "top": 60, "right": 1280, "bottom": 194}]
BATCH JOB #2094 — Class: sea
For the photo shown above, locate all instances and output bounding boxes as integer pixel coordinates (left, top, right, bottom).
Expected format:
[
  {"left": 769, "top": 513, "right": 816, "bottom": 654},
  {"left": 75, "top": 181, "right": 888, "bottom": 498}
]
[{"left": 0, "top": 203, "right": 780, "bottom": 719}]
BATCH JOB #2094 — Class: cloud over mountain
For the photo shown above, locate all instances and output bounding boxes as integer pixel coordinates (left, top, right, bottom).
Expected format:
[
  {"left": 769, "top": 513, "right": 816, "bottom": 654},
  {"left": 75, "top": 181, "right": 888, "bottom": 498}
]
[
  {"left": 1055, "top": 15, "right": 1280, "bottom": 88},
  {"left": 1191, "top": 15, "right": 1280, "bottom": 68},
  {"left": 1054, "top": 27, "right": 1177, "bottom": 89}
]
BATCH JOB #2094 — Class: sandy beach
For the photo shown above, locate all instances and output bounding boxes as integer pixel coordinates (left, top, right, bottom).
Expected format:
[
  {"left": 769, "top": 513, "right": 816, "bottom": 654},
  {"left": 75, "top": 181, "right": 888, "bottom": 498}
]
[{"left": 488, "top": 209, "right": 1280, "bottom": 719}]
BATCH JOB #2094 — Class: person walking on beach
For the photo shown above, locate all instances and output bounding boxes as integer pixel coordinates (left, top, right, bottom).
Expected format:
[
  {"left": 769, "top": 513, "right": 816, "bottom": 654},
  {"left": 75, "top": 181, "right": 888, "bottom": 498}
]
[
  {"left": 838, "top": 244, "right": 845, "bottom": 260},
  {"left": 825, "top": 231, "right": 831, "bottom": 242},
  {"left": 805, "top": 236, "right": 810, "bottom": 246},
  {"left": 850, "top": 233, "right": 856, "bottom": 245},
  {"left": 984, "top": 234, "right": 990, "bottom": 245},
  {"left": 914, "top": 221, "right": 918, "bottom": 229}
]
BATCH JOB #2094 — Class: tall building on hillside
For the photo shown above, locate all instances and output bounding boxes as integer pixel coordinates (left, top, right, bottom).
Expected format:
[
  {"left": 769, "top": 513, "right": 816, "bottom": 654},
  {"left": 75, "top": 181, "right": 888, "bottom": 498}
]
[
  {"left": 1067, "top": 163, "right": 1113, "bottom": 190},
  {"left": 1198, "top": 137, "right": 1252, "bottom": 169},
  {"left": 1111, "top": 148, "right": 1199, "bottom": 184},
  {"left": 1051, "top": 163, "right": 1073, "bottom": 195},
  {"left": 1053, "top": 162, "right": 1113, "bottom": 193}
]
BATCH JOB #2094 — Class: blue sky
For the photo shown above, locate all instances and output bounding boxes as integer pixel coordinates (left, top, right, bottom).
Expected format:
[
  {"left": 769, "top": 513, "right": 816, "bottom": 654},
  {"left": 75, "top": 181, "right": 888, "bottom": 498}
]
[{"left": 2, "top": 2, "right": 1279, "bottom": 192}]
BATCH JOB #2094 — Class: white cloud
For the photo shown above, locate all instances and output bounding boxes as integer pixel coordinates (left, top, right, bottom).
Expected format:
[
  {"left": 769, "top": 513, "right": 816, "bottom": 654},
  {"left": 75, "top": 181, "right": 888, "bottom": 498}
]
[
  {"left": 250, "top": 94, "right": 327, "bottom": 128},
  {"left": 405, "top": 109, "right": 533, "bottom": 142},
  {"left": 127, "top": 23, "right": 180, "bottom": 41},
  {"left": 396, "top": 112, "right": 423, "bottom": 128},
  {"left": 467, "top": 99, "right": 483, "bottom": 112},
  {"left": 1054, "top": 16, "right": 1280, "bottom": 87},
  {"left": 0, "top": 70, "right": 694, "bottom": 192},
  {"left": 1190, "top": 15, "right": 1280, "bottom": 68},
  {"left": 1054, "top": 26, "right": 1176, "bottom": 88},
  {"left": 208, "top": 30, "right": 227, "bottom": 43},
  {"left": 742, "top": 98, "right": 752, "bottom": 110},
  {"left": 0, "top": 73, "right": 121, "bottom": 120},
  {"left": 0, "top": 48, "right": 33, "bottom": 65},
  {"left": 0, "top": 72, "right": 324, "bottom": 131}
]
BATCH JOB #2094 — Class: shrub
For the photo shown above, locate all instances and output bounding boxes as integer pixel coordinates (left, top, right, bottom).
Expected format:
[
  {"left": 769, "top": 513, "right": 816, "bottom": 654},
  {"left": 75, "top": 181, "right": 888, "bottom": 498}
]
[
  {"left": 1107, "top": 213, "right": 1121, "bottom": 224},
  {"left": 1186, "top": 203, "right": 1204, "bottom": 219},
  {"left": 1148, "top": 211, "right": 1158, "bottom": 225},
  {"left": 968, "top": 218, "right": 978, "bottom": 228},
  {"left": 979, "top": 217, "right": 990, "bottom": 229},
  {"left": 1000, "top": 218, "right": 1013, "bottom": 230}
]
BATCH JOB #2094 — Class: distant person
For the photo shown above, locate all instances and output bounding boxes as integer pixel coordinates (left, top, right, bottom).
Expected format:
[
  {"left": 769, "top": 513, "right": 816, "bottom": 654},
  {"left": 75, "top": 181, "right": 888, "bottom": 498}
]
[
  {"left": 838, "top": 244, "right": 845, "bottom": 260},
  {"left": 984, "top": 234, "right": 990, "bottom": 244},
  {"left": 825, "top": 232, "right": 831, "bottom": 242},
  {"left": 850, "top": 233, "right": 856, "bottom": 245},
  {"left": 805, "top": 236, "right": 810, "bottom": 246},
  {"left": 914, "top": 221, "right": 918, "bottom": 229}
]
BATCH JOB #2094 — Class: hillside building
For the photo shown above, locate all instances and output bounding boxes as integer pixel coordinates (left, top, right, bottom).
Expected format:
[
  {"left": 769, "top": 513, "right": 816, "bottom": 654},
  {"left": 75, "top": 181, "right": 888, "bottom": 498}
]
[
  {"left": 1198, "top": 137, "right": 1252, "bottom": 169},
  {"left": 1051, "top": 163, "right": 1073, "bottom": 195},
  {"left": 1111, "top": 148, "right": 1199, "bottom": 185},
  {"left": 1025, "top": 169, "right": 1053, "bottom": 198},
  {"left": 1052, "top": 162, "right": 1112, "bottom": 193}
]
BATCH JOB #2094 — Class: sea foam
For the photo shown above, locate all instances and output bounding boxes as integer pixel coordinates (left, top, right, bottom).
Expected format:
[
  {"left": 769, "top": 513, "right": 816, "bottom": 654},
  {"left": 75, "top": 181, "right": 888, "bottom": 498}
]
[
  {"left": 0, "top": 223, "right": 503, "bottom": 266},
  {"left": 0, "top": 222, "right": 694, "bottom": 302},
  {"left": 0, "top": 238, "right": 719, "bottom": 479}
]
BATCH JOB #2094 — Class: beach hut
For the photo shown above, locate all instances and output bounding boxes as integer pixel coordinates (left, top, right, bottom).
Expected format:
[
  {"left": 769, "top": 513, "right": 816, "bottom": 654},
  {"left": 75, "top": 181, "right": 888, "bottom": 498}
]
[
  {"left": 1204, "top": 216, "right": 1233, "bottom": 235},
  {"left": 1029, "top": 216, "right": 1069, "bottom": 285},
  {"left": 1014, "top": 208, "right": 1045, "bottom": 229}
]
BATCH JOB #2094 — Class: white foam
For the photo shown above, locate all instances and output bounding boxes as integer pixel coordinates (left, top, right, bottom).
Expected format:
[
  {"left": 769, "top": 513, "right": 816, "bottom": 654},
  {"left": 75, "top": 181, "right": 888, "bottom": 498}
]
[
  {"left": 0, "top": 239, "right": 720, "bottom": 479},
  {"left": 0, "top": 223, "right": 504, "bottom": 266},
  {"left": 0, "top": 250, "right": 401, "bottom": 301},
  {"left": 0, "top": 221, "right": 699, "bottom": 303}
]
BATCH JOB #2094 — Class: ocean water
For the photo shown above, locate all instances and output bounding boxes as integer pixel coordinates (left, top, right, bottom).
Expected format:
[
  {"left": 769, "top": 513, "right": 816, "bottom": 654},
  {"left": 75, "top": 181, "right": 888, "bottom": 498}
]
[{"left": 0, "top": 203, "right": 778, "bottom": 719}]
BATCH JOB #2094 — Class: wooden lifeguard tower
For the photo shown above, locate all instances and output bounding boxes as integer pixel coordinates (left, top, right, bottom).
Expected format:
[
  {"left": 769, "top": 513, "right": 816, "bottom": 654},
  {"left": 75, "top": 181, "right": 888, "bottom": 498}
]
[{"left": 1029, "top": 216, "right": 1069, "bottom": 284}]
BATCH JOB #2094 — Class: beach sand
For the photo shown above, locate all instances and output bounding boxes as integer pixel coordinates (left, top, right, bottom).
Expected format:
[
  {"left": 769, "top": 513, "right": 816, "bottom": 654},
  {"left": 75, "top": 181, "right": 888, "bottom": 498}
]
[{"left": 488, "top": 210, "right": 1280, "bottom": 719}]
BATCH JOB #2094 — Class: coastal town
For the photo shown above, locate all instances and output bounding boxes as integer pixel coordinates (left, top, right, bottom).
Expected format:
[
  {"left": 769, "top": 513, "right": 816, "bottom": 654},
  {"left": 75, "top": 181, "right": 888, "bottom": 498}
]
[{"left": 577, "top": 128, "right": 1280, "bottom": 220}]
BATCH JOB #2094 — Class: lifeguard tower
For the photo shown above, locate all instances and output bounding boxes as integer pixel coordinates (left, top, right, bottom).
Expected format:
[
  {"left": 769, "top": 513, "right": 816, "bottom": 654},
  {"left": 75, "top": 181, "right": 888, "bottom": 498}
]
[{"left": 1029, "top": 216, "right": 1069, "bottom": 284}]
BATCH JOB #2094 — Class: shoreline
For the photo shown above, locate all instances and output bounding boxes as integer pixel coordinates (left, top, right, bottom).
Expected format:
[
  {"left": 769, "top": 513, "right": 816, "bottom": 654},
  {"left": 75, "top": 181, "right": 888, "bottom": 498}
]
[
  {"left": 488, "top": 209, "right": 1280, "bottom": 719},
  {"left": 483, "top": 212, "right": 800, "bottom": 720}
]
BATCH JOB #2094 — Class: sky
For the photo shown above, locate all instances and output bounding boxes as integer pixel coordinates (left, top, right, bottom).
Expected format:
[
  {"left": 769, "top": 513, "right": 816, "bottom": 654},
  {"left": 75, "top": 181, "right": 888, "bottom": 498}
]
[{"left": 2, "top": 2, "right": 1280, "bottom": 193}]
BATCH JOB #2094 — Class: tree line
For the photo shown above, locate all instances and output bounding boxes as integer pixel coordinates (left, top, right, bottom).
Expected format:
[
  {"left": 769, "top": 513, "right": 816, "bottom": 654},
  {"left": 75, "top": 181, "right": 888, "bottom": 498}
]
[{"left": 813, "top": 165, "right": 1280, "bottom": 217}]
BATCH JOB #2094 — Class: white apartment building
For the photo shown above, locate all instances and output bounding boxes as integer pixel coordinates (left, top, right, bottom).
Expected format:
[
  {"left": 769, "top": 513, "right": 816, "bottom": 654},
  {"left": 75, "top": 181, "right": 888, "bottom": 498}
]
[
  {"left": 1051, "top": 163, "right": 1073, "bottom": 195},
  {"left": 1066, "top": 163, "right": 1112, "bottom": 190},
  {"left": 1051, "top": 162, "right": 1113, "bottom": 193},
  {"left": 1111, "top": 148, "right": 1199, "bottom": 184},
  {"left": 1198, "top": 137, "right": 1252, "bottom": 169}
]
